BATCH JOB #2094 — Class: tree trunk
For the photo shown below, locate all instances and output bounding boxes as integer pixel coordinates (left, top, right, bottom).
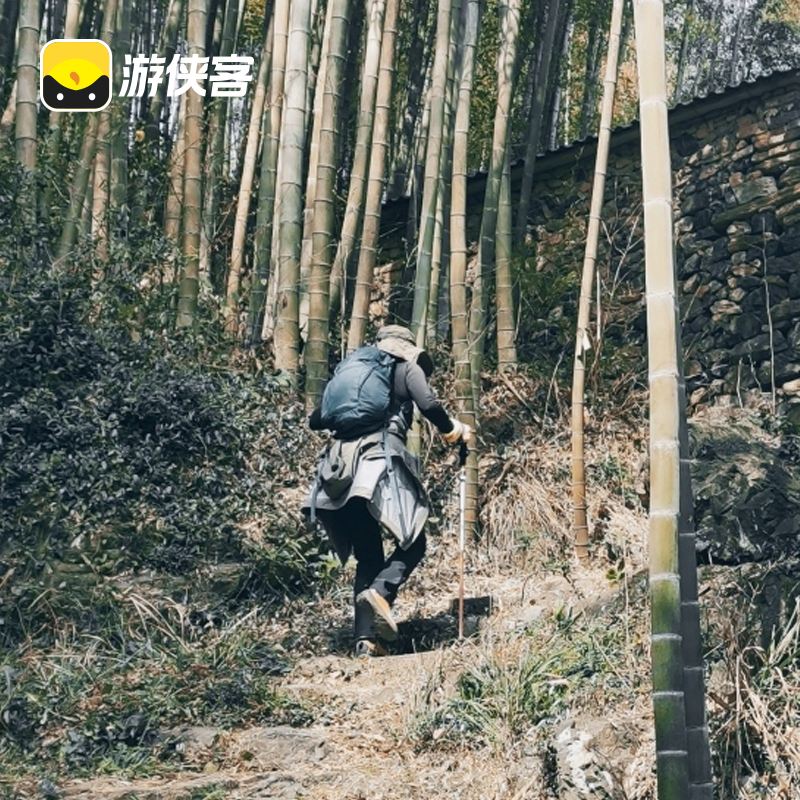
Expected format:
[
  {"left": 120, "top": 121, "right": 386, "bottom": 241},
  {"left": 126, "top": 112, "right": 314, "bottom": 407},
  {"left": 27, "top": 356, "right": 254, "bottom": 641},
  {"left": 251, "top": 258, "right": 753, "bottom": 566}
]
[
  {"left": 328, "top": 0, "right": 387, "bottom": 325},
  {"left": 426, "top": 0, "right": 460, "bottom": 346},
  {"left": 468, "top": 0, "right": 520, "bottom": 406},
  {"left": 387, "top": 0, "right": 432, "bottom": 200},
  {"left": 495, "top": 151, "right": 516, "bottom": 370},
  {"left": 673, "top": 0, "right": 694, "bottom": 103},
  {"left": 15, "top": 0, "right": 38, "bottom": 185},
  {"left": 346, "top": 0, "right": 399, "bottom": 353},
  {"left": 514, "top": 0, "right": 560, "bottom": 243},
  {"left": 225, "top": 40, "right": 270, "bottom": 335},
  {"left": 42, "top": 0, "right": 81, "bottom": 219},
  {"left": 572, "top": 0, "right": 624, "bottom": 561},
  {"left": 409, "top": 0, "right": 452, "bottom": 343},
  {"left": 299, "top": 0, "right": 332, "bottom": 341},
  {"left": 145, "top": 0, "right": 183, "bottom": 143},
  {"left": 177, "top": 0, "right": 208, "bottom": 328},
  {"left": 0, "top": 0, "right": 20, "bottom": 104},
  {"left": 545, "top": 0, "right": 573, "bottom": 150},
  {"left": 56, "top": 115, "right": 100, "bottom": 261},
  {"left": 450, "top": 0, "right": 481, "bottom": 537},
  {"left": 0, "top": 78, "right": 17, "bottom": 145},
  {"left": 110, "top": 0, "right": 131, "bottom": 250},
  {"left": 273, "top": 0, "right": 312, "bottom": 378},
  {"left": 577, "top": 9, "right": 602, "bottom": 140},
  {"left": 247, "top": 2, "right": 285, "bottom": 346},
  {"left": 56, "top": 0, "right": 118, "bottom": 262},
  {"left": 201, "top": 0, "right": 241, "bottom": 282},
  {"left": 305, "top": 0, "right": 353, "bottom": 408},
  {"left": 91, "top": 0, "right": 119, "bottom": 267},
  {"left": 633, "top": 0, "right": 693, "bottom": 795},
  {"left": 91, "top": 111, "right": 111, "bottom": 263},
  {"left": 164, "top": 89, "right": 187, "bottom": 250}
]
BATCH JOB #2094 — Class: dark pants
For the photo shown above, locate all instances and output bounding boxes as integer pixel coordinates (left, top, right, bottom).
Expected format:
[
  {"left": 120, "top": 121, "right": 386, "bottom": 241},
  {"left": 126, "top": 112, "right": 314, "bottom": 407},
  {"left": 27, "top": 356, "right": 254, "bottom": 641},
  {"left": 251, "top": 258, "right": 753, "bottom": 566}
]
[{"left": 322, "top": 497, "right": 426, "bottom": 641}]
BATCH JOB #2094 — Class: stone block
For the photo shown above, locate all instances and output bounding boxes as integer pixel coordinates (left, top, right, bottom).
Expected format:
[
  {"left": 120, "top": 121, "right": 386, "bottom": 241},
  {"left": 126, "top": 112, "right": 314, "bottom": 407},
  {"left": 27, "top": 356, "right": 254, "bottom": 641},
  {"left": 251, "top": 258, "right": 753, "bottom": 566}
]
[
  {"left": 751, "top": 210, "right": 780, "bottom": 234},
  {"left": 757, "top": 351, "right": 800, "bottom": 385},
  {"left": 732, "top": 144, "right": 755, "bottom": 161},
  {"left": 695, "top": 208, "right": 714, "bottom": 229},
  {"left": 742, "top": 285, "right": 766, "bottom": 313},
  {"left": 779, "top": 166, "right": 800, "bottom": 188},
  {"left": 768, "top": 109, "right": 800, "bottom": 131},
  {"left": 731, "top": 176, "right": 778, "bottom": 205},
  {"left": 759, "top": 151, "right": 800, "bottom": 173},
  {"left": 729, "top": 233, "right": 771, "bottom": 254},
  {"left": 681, "top": 189, "right": 710, "bottom": 216},
  {"left": 768, "top": 297, "right": 800, "bottom": 324},
  {"left": 744, "top": 239, "right": 781, "bottom": 262},
  {"left": 711, "top": 300, "right": 742, "bottom": 316},
  {"left": 726, "top": 221, "right": 752, "bottom": 235},
  {"left": 732, "top": 331, "right": 787, "bottom": 359},
  {"left": 683, "top": 273, "right": 702, "bottom": 293},
  {"left": 732, "top": 313, "right": 764, "bottom": 340},
  {"left": 788, "top": 322, "right": 800, "bottom": 353},
  {"left": 782, "top": 377, "right": 800, "bottom": 394},
  {"left": 712, "top": 182, "right": 800, "bottom": 231},
  {"left": 678, "top": 232, "right": 713, "bottom": 255},
  {"left": 680, "top": 252, "right": 703, "bottom": 276},
  {"left": 763, "top": 255, "right": 798, "bottom": 277},
  {"left": 777, "top": 197, "right": 800, "bottom": 225},
  {"left": 737, "top": 116, "right": 765, "bottom": 139},
  {"left": 753, "top": 141, "right": 800, "bottom": 165},
  {"left": 731, "top": 264, "right": 760, "bottom": 278},
  {"left": 729, "top": 287, "right": 747, "bottom": 303},
  {"left": 712, "top": 238, "right": 730, "bottom": 261}
]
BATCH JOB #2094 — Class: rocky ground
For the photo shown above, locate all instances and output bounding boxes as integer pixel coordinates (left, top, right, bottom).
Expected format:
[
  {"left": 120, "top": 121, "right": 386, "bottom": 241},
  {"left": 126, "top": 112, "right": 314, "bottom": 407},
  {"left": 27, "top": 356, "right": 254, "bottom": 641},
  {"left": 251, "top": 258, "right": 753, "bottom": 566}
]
[
  {"left": 14, "top": 397, "right": 800, "bottom": 800},
  {"left": 51, "top": 540, "right": 658, "bottom": 800}
]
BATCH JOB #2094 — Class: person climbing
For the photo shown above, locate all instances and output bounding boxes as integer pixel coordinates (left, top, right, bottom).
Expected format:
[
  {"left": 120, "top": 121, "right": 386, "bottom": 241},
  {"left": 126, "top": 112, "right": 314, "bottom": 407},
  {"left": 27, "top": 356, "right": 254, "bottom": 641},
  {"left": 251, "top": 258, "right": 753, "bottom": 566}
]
[{"left": 302, "top": 325, "right": 472, "bottom": 658}]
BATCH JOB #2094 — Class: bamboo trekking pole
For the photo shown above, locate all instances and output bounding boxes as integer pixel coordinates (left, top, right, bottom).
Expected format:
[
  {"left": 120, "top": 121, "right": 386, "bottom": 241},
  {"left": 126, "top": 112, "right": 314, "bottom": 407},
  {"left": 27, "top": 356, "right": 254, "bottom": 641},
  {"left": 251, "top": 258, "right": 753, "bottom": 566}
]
[{"left": 458, "top": 439, "right": 469, "bottom": 639}]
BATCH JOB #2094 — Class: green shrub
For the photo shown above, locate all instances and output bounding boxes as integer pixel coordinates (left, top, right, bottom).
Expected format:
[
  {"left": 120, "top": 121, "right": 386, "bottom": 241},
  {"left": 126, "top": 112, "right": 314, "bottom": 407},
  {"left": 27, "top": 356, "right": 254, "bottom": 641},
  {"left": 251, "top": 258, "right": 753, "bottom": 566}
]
[{"left": 0, "top": 265, "right": 327, "bottom": 645}]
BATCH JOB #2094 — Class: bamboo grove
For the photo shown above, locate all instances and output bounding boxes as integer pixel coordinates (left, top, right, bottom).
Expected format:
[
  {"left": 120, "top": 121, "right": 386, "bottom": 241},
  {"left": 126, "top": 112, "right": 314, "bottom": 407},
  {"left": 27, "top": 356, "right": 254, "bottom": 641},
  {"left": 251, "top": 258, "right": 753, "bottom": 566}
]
[
  {"left": 2, "top": 0, "right": 797, "bottom": 400},
  {"left": 2, "top": 0, "right": 796, "bottom": 524}
]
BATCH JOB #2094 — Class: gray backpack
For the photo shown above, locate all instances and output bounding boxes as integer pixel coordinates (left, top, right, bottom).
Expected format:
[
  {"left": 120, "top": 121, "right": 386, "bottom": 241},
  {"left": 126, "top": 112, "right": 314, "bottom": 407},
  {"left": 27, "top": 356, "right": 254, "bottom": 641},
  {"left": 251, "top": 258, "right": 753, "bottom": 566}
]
[{"left": 318, "top": 346, "right": 396, "bottom": 440}]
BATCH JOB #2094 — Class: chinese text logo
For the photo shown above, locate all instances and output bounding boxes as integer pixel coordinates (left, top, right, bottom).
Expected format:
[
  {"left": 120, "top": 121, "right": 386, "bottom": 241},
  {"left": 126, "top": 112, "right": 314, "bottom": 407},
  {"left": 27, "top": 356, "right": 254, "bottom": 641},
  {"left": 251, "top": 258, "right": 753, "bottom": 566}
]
[{"left": 120, "top": 54, "right": 254, "bottom": 98}]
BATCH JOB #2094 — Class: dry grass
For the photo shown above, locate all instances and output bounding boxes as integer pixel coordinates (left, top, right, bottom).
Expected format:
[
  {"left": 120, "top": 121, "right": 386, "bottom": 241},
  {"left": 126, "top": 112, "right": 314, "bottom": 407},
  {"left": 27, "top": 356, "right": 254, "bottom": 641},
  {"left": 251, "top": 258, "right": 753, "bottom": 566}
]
[{"left": 705, "top": 565, "right": 800, "bottom": 798}]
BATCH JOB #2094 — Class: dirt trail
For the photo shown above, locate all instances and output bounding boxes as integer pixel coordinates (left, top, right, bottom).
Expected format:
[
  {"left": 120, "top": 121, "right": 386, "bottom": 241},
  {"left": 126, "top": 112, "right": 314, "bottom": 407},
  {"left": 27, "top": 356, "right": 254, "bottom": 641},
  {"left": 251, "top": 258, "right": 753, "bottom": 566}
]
[{"left": 56, "top": 564, "right": 637, "bottom": 800}]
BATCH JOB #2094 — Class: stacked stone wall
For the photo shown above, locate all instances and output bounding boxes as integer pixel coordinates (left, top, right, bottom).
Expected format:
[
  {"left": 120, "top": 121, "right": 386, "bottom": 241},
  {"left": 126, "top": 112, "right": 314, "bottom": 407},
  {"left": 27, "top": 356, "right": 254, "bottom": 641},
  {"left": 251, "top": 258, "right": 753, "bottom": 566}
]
[
  {"left": 530, "top": 72, "right": 800, "bottom": 411},
  {"left": 375, "top": 70, "right": 800, "bottom": 413}
]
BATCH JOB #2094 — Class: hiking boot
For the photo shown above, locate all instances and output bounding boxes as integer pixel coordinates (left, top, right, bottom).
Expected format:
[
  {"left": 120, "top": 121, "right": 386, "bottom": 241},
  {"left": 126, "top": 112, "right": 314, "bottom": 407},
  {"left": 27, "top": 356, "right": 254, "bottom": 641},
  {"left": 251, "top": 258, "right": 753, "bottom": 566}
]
[
  {"left": 356, "top": 588, "right": 398, "bottom": 641},
  {"left": 354, "top": 639, "right": 388, "bottom": 658}
]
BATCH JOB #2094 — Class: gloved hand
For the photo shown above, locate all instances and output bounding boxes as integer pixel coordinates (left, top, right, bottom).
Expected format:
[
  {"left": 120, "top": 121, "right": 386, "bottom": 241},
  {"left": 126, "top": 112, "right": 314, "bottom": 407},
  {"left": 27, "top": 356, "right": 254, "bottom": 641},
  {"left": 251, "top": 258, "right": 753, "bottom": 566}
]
[{"left": 442, "top": 418, "right": 473, "bottom": 444}]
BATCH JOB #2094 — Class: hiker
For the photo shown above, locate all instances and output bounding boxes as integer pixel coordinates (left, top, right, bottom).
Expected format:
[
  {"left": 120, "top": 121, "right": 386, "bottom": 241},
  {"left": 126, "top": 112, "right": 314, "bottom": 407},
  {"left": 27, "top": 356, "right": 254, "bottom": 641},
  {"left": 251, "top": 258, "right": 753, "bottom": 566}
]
[{"left": 302, "top": 325, "right": 472, "bottom": 658}]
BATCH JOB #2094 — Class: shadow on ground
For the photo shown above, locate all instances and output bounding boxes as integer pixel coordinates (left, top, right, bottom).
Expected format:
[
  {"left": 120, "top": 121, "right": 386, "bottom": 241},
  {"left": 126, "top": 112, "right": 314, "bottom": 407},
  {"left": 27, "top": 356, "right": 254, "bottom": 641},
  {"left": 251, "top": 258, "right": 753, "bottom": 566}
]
[{"left": 323, "top": 598, "right": 494, "bottom": 657}]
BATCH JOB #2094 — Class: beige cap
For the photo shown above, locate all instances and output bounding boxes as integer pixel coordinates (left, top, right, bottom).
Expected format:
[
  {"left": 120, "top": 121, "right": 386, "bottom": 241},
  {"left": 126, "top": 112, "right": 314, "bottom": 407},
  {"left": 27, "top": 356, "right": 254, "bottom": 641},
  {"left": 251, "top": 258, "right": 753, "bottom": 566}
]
[{"left": 376, "top": 325, "right": 434, "bottom": 375}]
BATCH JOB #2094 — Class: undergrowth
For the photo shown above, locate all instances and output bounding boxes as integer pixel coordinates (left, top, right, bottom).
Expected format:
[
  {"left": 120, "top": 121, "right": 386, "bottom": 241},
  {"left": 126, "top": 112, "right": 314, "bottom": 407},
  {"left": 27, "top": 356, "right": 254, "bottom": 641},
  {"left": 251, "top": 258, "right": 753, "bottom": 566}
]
[
  {"left": 0, "top": 261, "right": 329, "bottom": 786},
  {"left": 0, "top": 606, "right": 312, "bottom": 784},
  {"left": 408, "top": 580, "right": 650, "bottom": 754},
  {"left": 0, "top": 264, "right": 330, "bottom": 649}
]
